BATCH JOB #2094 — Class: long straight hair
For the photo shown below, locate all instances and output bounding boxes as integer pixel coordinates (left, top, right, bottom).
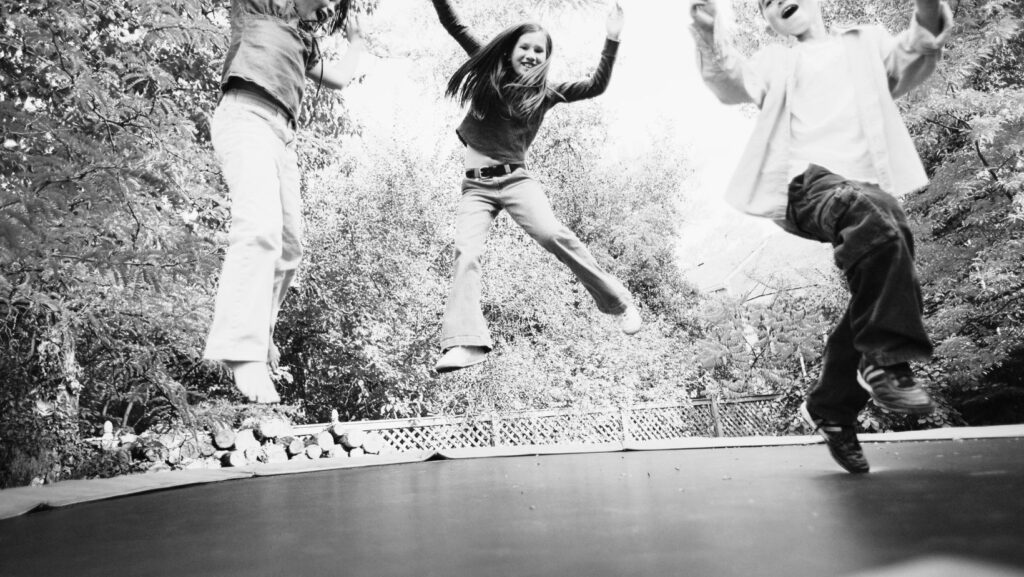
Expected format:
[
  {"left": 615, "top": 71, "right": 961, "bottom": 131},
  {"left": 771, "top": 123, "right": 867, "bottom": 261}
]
[
  {"left": 446, "top": 22, "right": 554, "bottom": 120},
  {"left": 300, "top": 0, "right": 352, "bottom": 36},
  {"left": 326, "top": 0, "right": 352, "bottom": 36}
]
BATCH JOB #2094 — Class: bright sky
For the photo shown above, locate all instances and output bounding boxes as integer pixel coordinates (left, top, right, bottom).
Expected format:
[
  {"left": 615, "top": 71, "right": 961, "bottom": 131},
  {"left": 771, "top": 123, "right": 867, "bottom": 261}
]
[{"left": 341, "top": 0, "right": 830, "bottom": 295}]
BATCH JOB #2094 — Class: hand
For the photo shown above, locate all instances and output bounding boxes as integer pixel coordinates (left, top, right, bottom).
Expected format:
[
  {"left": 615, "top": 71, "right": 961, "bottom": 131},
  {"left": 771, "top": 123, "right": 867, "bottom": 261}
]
[
  {"left": 606, "top": 1, "right": 624, "bottom": 41},
  {"left": 344, "top": 12, "right": 365, "bottom": 44},
  {"left": 689, "top": 0, "right": 716, "bottom": 33}
]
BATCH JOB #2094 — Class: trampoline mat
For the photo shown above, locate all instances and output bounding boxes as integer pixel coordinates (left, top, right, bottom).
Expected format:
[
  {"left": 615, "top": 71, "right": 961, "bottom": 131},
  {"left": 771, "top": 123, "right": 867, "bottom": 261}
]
[{"left": 1, "top": 438, "right": 1023, "bottom": 577}]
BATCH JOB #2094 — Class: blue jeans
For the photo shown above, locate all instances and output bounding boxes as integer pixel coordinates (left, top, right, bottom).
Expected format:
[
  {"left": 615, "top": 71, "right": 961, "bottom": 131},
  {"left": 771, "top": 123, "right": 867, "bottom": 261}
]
[
  {"left": 440, "top": 168, "right": 631, "bottom": 351},
  {"left": 778, "top": 165, "right": 933, "bottom": 424}
]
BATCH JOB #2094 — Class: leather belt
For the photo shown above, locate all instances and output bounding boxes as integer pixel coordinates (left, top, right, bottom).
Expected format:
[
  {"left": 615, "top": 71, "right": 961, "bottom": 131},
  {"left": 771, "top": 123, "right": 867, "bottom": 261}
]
[
  {"left": 466, "top": 164, "right": 524, "bottom": 179},
  {"left": 221, "top": 79, "right": 295, "bottom": 129}
]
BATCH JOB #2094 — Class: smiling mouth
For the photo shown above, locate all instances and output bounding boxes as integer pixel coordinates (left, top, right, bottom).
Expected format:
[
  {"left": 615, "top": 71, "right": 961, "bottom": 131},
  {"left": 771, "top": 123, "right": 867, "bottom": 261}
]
[
  {"left": 781, "top": 4, "right": 798, "bottom": 18},
  {"left": 521, "top": 61, "right": 536, "bottom": 69}
]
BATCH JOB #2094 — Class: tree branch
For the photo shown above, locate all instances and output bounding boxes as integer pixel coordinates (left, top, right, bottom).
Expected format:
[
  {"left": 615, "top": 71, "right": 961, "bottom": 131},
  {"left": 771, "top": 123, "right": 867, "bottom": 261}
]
[{"left": 974, "top": 140, "right": 1000, "bottom": 182}]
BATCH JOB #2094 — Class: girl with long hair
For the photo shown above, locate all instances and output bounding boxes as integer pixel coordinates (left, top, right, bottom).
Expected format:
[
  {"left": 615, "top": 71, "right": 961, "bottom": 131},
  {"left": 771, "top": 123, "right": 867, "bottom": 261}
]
[
  {"left": 204, "top": 0, "right": 364, "bottom": 402},
  {"left": 430, "top": 0, "right": 641, "bottom": 374}
]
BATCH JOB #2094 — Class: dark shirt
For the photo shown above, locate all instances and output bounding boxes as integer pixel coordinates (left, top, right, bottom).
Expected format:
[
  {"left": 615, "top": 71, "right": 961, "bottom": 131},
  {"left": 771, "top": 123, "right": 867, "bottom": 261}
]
[
  {"left": 432, "top": 0, "right": 619, "bottom": 164},
  {"left": 220, "top": 0, "right": 323, "bottom": 121}
]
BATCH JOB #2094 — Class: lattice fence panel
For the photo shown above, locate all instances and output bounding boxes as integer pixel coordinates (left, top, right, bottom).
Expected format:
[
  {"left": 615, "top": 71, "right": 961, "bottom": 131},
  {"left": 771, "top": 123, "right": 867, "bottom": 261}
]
[
  {"left": 717, "top": 399, "right": 779, "bottom": 437},
  {"left": 497, "top": 411, "right": 622, "bottom": 446},
  {"left": 340, "top": 397, "right": 782, "bottom": 453},
  {"left": 573, "top": 411, "right": 624, "bottom": 444},
  {"left": 378, "top": 421, "right": 492, "bottom": 452},
  {"left": 627, "top": 405, "right": 714, "bottom": 441}
]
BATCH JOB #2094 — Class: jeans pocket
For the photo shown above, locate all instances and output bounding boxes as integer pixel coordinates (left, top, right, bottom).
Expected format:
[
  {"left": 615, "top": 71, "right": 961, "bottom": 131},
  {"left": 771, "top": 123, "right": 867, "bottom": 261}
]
[{"left": 831, "top": 186, "right": 901, "bottom": 271}]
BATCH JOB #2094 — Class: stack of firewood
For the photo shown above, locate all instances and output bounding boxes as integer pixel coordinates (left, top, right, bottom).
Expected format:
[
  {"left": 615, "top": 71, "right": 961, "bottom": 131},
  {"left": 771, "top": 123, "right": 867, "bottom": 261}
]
[
  {"left": 212, "top": 415, "right": 387, "bottom": 467},
  {"left": 95, "top": 410, "right": 389, "bottom": 471}
]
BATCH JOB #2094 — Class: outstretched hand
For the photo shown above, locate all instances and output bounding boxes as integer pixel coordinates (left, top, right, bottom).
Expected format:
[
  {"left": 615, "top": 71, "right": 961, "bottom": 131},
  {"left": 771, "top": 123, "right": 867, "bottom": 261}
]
[
  {"left": 344, "top": 12, "right": 365, "bottom": 44},
  {"left": 689, "top": 0, "right": 716, "bottom": 33},
  {"left": 606, "top": 1, "right": 624, "bottom": 41}
]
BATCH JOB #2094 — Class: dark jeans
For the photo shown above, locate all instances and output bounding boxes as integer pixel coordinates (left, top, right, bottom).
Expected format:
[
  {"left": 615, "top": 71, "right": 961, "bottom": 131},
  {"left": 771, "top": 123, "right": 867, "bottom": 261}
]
[{"left": 777, "top": 165, "right": 933, "bottom": 424}]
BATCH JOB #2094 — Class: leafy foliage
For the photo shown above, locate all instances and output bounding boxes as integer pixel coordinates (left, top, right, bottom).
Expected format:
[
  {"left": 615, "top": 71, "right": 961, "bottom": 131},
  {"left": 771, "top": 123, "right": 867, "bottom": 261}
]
[
  {"left": 0, "top": 0, "right": 231, "bottom": 487},
  {"left": 901, "top": 0, "right": 1024, "bottom": 425}
]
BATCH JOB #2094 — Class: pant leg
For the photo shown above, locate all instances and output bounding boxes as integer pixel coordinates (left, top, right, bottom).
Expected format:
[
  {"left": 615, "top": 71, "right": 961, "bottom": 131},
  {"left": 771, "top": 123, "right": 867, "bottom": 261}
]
[
  {"left": 204, "top": 100, "right": 292, "bottom": 362},
  {"left": 784, "top": 164, "right": 932, "bottom": 421},
  {"left": 269, "top": 136, "right": 302, "bottom": 338},
  {"left": 440, "top": 181, "right": 502, "bottom": 351},
  {"left": 806, "top": 307, "right": 871, "bottom": 424},
  {"left": 500, "top": 171, "right": 630, "bottom": 315},
  {"left": 840, "top": 194, "right": 930, "bottom": 366}
]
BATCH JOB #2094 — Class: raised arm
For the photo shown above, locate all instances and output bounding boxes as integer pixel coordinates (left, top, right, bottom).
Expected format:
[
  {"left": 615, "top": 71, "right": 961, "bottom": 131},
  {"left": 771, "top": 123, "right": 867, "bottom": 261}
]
[
  {"left": 306, "top": 15, "right": 367, "bottom": 90},
  {"left": 430, "top": 0, "right": 482, "bottom": 55},
  {"left": 879, "top": 0, "right": 953, "bottom": 98},
  {"left": 688, "top": 0, "right": 768, "bottom": 107},
  {"left": 552, "top": 3, "right": 623, "bottom": 103}
]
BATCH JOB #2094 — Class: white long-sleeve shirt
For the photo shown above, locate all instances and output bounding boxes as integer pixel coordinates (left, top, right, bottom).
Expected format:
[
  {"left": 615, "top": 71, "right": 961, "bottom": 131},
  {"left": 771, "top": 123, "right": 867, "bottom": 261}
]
[{"left": 691, "top": 4, "right": 954, "bottom": 219}]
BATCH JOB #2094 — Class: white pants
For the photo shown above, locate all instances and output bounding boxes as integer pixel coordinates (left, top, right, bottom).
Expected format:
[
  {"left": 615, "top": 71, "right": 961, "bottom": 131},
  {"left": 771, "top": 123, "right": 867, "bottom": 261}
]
[{"left": 203, "top": 94, "right": 301, "bottom": 362}]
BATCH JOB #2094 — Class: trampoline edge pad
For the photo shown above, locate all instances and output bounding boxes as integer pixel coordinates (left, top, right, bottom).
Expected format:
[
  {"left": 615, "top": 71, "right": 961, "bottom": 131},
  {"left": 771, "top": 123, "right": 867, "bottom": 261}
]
[{"left": 0, "top": 468, "right": 253, "bottom": 520}]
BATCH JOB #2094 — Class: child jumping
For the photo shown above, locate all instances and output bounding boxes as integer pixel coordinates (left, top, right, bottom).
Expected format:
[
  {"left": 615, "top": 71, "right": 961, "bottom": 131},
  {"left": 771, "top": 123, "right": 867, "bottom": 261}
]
[
  {"left": 690, "top": 0, "right": 952, "bottom": 472},
  {"left": 204, "top": 0, "right": 365, "bottom": 403},
  {"left": 429, "top": 0, "right": 642, "bottom": 374}
]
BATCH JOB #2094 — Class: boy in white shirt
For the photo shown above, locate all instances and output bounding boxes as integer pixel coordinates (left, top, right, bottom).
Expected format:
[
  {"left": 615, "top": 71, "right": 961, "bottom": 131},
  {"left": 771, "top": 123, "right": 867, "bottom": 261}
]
[{"left": 690, "top": 0, "right": 953, "bottom": 473}]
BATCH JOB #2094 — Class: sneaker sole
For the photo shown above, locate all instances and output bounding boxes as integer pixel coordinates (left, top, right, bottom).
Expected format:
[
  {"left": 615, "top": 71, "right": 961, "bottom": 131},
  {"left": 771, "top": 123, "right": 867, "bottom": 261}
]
[
  {"left": 856, "top": 372, "right": 937, "bottom": 415},
  {"left": 434, "top": 355, "right": 488, "bottom": 374}
]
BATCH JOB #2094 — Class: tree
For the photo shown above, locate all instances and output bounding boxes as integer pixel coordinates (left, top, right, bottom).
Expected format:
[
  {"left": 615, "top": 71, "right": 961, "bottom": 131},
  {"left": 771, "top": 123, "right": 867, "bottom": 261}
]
[{"left": 901, "top": 0, "right": 1024, "bottom": 425}]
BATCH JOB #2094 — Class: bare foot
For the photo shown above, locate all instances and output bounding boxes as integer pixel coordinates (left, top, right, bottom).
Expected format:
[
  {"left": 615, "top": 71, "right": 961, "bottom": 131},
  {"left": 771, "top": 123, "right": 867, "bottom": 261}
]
[{"left": 226, "top": 361, "right": 280, "bottom": 404}]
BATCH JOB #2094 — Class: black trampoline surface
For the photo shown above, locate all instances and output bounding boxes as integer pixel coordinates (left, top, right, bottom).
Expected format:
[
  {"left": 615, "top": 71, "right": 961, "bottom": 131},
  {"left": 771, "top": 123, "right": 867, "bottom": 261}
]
[{"left": 1, "top": 438, "right": 1023, "bottom": 577}]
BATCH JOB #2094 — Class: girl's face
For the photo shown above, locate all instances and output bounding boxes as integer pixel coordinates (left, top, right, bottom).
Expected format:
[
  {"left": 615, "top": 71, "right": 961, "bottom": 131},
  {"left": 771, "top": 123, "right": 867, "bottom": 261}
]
[
  {"left": 510, "top": 31, "right": 548, "bottom": 77},
  {"left": 295, "top": 0, "right": 341, "bottom": 22}
]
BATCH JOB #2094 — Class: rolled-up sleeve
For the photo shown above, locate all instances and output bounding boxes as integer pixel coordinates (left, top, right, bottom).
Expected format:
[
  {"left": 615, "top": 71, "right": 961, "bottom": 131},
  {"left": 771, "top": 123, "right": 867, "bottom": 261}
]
[
  {"left": 691, "top": 25, "right": 771, "bottom": 107},
  {"left": 882, "top": 1, "right": 954, "bottom": 97}
]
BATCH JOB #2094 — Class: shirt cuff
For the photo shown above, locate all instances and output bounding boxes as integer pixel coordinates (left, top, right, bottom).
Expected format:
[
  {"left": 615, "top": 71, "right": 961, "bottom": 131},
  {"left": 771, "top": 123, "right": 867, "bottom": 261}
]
[
  {"left": 690, "top": 23, "right": 732, "bottom": 69},
  {"left": 903, "top": 1, "right": 954, "bottom": 54},
  {"left": 602, "top": 38, "right": 620, "bottom": 58}
]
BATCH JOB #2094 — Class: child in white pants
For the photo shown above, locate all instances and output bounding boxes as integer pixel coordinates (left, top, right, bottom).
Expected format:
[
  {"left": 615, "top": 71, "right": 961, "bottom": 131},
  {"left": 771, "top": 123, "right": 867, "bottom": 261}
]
[{"left": 205, "top": 0, "right": 364, "bottom": 402}]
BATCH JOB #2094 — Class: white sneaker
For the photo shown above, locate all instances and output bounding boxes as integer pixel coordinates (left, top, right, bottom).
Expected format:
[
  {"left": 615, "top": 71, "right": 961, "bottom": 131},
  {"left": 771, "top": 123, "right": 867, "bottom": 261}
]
[
  {"left": 434, "top": 346, "right": 489, "bottom": 374},
  {"left": 617, "top": 304, "right": 642, "bottom": 335}
]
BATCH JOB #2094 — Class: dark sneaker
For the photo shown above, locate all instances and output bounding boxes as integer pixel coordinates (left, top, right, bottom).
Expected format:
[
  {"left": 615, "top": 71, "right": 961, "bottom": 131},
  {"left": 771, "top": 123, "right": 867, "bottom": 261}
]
[
  {"left": 857, "top": 361, "right": 936, "bottom": 415},
  {"left": 800, "top": 401, "right": 869, "bottom": 474}
]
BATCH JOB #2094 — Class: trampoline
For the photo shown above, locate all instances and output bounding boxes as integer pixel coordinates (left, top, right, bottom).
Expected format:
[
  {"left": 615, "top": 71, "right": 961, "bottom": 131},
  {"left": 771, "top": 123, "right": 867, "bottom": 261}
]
[{"left": 1, "top": 433, "right": 1023, "bottom": 577}]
